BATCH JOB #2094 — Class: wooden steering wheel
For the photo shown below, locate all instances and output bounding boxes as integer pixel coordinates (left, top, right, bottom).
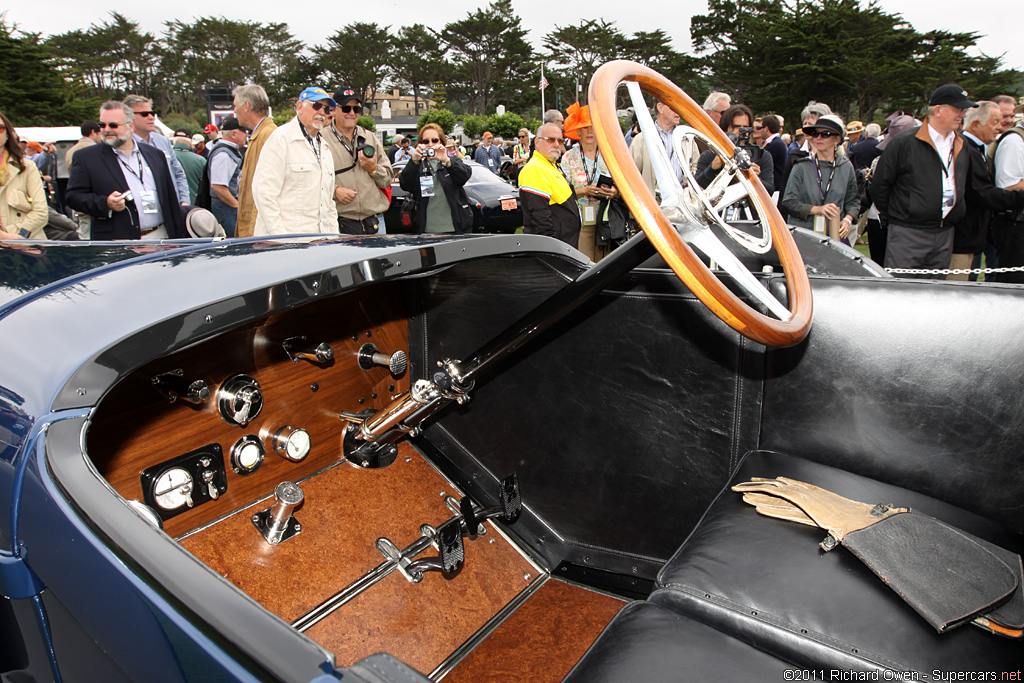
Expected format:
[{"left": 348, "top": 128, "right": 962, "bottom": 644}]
[{"left": 589, "top": 61, "right": 812, "bottom": 347}]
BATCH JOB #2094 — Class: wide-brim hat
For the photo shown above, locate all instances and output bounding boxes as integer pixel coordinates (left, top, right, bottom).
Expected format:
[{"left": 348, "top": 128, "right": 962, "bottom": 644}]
[
  {"left": 846, "top": 120, "right": 865, "bottom": 135},
  {"left": 183, "top": 206, "right": 226, "bottom": 239},
  {"left": 877, "top": 115, "right": 921, "bottom": 150},
  {"left": 802, "top": 114, "right": 845, "bottom": 138},
  {"left": 563, "top": 102, "right": 592, "bottom": 141}
]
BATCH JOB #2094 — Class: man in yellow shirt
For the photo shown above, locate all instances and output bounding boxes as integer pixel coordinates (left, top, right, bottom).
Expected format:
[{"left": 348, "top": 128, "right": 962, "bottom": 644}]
[{"left": 517, "top": 123, "right": 581, "bottom": 248}]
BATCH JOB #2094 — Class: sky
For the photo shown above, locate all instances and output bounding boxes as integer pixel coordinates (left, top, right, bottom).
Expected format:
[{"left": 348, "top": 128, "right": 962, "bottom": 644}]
[{"left": 7, "top": 0, "right": 1022, "bottom": 77}]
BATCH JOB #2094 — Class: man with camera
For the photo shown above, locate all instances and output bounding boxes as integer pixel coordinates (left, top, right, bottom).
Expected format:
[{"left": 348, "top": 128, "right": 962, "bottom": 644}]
[
  {"left": 694, "top": 104, "right": 775, "bottom": 196},
  {"left": 323, "top": 87, "right": 393, "bottom": 234}
]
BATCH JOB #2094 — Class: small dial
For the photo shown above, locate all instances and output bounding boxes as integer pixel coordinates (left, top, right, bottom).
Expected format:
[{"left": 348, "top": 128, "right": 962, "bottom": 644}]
[
  {"left": 273, "top": 427, "right": 311, "bottom": 462},
  {"left": 153, "top": 467, "right": 194, "bottom": 511},
  {"left": 231, "top": 435, "right": 265, "bottom": 475}
]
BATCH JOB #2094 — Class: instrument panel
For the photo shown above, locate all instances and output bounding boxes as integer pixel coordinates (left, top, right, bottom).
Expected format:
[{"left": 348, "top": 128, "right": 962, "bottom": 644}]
[{"left": 87, "top": 284, "right": 411, "bottom": 537}]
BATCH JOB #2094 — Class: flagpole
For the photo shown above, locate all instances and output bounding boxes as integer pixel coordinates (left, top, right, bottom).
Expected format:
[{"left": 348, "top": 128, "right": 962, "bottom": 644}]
[{"left": 541, "top": 64, "right": 546, "bottom": 118}]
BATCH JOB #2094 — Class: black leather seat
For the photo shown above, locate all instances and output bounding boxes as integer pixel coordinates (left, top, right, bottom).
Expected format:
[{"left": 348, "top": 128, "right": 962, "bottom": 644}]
[
  {"left": 561, "top": 600, "right": 793, "bottom": 682},
  {"left": 653, "top": 450, "right": 1023, "bottom": 673}
]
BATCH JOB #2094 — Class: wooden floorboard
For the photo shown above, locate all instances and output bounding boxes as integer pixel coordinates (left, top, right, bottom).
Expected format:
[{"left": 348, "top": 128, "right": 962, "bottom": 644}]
[{"left": 442, "top": 579, "right": 625, "bottom": 683}]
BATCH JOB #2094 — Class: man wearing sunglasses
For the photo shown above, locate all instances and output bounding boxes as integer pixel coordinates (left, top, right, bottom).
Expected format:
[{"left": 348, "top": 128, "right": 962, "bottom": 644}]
[
  {"left": 66, "top": 101, "right": 188, "bottom": 240},
  {"left": 123, "top": 95, "right": 190, "bottom": 206},
  {"left": 252, "top": 87, "right": 339, "bottom": 236},
  {"left": 323, "top": 87, "right": 393, "bottom": 235},
  {"left": 517, "top": 123, "right": 581, "bottom": 248}
]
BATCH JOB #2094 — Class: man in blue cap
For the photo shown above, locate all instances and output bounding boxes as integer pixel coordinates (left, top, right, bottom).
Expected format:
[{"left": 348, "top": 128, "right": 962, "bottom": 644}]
[{"left": 252, "top": 87, "right": 340, "bottom": 235}]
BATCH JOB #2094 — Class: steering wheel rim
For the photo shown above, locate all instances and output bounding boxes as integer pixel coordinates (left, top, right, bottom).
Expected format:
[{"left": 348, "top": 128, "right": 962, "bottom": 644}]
[{"left": 588, "top": 60, "right": 813, "bottom": 347}]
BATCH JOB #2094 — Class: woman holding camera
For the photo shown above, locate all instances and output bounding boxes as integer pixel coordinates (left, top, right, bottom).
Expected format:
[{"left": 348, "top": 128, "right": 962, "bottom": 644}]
[
  {"left": 780, "top": 113, "right": 859, "bottom": 244},
  {"left": 0, "top": 111, "right": 47, "bottom": 240},
  {"left": 399, "top": 123, "right": 473, "bottom": 234}
]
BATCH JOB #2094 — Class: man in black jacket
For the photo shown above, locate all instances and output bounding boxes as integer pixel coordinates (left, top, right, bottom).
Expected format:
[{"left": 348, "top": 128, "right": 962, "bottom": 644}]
[
  {"left": 871, "top": 85, "right": 978, "bottom": 277},
  {"left": 66, "top": 101, "right": 187, "bottom": 240},
  {"left": 949, "top": 101, "right": 1024, "bottom": 280}
]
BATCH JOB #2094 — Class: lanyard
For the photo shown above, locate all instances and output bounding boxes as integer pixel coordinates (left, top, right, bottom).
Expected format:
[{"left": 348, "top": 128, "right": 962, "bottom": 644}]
[
  {"left": 811, "top": 156, "right": 836, "bottom": 203},
  {"left": 938, "top": 146, "right": 955, "bottom": 178},
  {"left": 119, "top": 150, "right": 144, "bottom": 183},
  {"left": 300, "top": 125, "right": 322, "bottom": 162},
  {"left": 330, "top": 124, "right": 358, "bottom": 157}
]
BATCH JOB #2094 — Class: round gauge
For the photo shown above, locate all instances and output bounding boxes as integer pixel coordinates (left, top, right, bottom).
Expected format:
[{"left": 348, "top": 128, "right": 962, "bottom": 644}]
[
  {"left": 153, "top": 467, "right": 194, "bottom": 511},
  {"left": 273, "top": 427, "right": 311, "bottom": 462},
  {"left": 231, "top": 435, "right": 265, "bottom": 475}
]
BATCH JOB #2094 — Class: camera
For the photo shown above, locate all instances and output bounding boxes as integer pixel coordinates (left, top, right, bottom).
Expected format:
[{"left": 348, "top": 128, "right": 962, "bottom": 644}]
[
  {"left": 422, "top": 147, "right": 435, "bottom": 158},
  {"left": 356, "top": 135, "right": 375, "bottom": 158},
  {"left": 736, "top": 126, "right": 754, "bottom": 146}
]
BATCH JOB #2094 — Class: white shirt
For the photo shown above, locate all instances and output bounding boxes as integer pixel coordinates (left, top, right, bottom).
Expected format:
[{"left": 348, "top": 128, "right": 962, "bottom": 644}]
[
  {"left": 994, "top": 128, "right": 1024, "bottom": 189},
  {"left": 928, "top": 123, "right": 956, "bottom": 219}
]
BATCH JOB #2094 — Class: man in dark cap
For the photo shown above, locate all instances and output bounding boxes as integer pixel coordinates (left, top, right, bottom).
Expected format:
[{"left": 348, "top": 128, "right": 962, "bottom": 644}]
[
  {"left": 871, "top": 84, "right": 979, "bottom": 277},
  {"left": 207, "top": 116, "right": 249, "bottom": 236}
]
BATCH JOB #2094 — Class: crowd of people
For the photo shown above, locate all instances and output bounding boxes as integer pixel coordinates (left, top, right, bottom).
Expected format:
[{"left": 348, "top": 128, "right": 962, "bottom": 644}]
[{"left": 3, "top": 80, "right": 1024, "bottom": 281}]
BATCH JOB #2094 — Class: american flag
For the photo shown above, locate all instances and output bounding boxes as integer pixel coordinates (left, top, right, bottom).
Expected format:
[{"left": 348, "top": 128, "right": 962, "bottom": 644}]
[{"left": 539, "top": 75, "right": 549, "bottom": 91}]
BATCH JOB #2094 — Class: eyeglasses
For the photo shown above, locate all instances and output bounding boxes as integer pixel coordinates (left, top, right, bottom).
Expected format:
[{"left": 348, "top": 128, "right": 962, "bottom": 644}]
[
  {"left": 806, "top": 130, "right": 837, "bottom": 138},
  {"left": 753, "top": 125, "right": 763, "bottom": 131},
  {"left": 421, "top": 138, "right": 441, "bottom": 144},
  {"left": 537, "top": 136, "right": 565, "bottom": 146},
  {"left": 98, "top": 122, "right": 124, "bottom": 129},
  {"left": 340, "top": 105, "right": 362, "bottom": 114},
  {"left": 310, "top": 101, "right": 334, "bottom": 113},
  {"left": 135, "top": 111, "right": 157, "bottom": 118}
]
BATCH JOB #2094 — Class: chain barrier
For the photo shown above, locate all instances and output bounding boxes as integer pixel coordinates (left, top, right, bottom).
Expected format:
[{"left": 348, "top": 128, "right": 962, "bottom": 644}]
[{"left": 884, "top": 265, "right": 1024, "bottom": 276}]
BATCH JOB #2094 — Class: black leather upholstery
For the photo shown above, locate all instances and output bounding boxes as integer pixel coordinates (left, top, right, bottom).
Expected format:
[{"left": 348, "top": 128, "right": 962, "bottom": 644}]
[
  {"left": 654, "top": 450, "right": 1023, "bottom": 673},
  {"left": 561, "top": 600, "right": 793, "bottom": 683},
  {"left": 415, "top": 260, "right": 764, "bottom": 572},
  {"left": 761, "top": 277, "right": 1024, "bottom": 534}
]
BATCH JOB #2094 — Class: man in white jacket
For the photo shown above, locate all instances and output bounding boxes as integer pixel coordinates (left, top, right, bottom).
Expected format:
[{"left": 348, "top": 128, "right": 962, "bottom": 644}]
[{"left": 253, "top": 87, "right": 339, "bottom": 235}]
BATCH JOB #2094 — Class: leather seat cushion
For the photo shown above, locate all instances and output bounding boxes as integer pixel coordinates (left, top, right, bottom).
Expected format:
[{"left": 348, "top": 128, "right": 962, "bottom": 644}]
[
  {"left": 561, "top": 600, "right": 793, "bottom": 683},
  {"left": 654, "top": 450, "right": 1023, "bottom": 673}
]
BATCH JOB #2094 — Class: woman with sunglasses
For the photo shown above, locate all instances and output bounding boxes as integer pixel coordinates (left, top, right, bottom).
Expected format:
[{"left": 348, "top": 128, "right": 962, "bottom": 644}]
[
  {"left": 780, "top": 114, "right": 860, "bottom": 244},
  {"left": 0, "top": 111, "right": 48, "bottom": 240},
  {"left": 560, "top": 103, "right": 618, "bottom": 261},
  {"left": 399, "top": 123, "right": 473, "bottom": 234}
]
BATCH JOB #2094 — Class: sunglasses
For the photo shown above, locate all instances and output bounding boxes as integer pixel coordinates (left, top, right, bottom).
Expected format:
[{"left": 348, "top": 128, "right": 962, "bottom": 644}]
[
  {"left": 310, "top": 101, "right": 334, "bottom": 113},
  {"left": 537, "top": 136, "right": 565, "bottom": 146},
  {"left": 806, "top": 130, "right": 837, "bottom": 138},
  {"left": 518, "top": 134, "right": 528, "bottom": 138},
  {"left": 135, "top": 111, "right": 158, "bottom": 118},
  {"left": 421, "top": 137, "right": 441, "bottom": 144},
  {"left": 0, "top": 124, "right": 6, "bottom": 132},
  {"left": 98, "top": 122, "right": 125, "bottom": 129},
  {"left": 340, "top": 105, "right": 362, "bottom": 114}
]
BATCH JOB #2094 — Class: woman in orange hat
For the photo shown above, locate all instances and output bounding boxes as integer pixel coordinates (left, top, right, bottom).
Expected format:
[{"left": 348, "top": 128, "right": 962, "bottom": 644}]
[{"left": 560, "top": 102, "right": 619, "bottom": 261}]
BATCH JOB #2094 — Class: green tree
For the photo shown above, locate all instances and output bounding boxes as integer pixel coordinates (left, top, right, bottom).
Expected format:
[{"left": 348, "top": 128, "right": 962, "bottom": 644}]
[
  {"left": 317, "top": 23, "right": 393, "bottom": 110},
  {"left": 357, "top": 115, "right": 376, "bottom": 131},
  {"left": 484, "top": 112, "right": 529, "bottom": 139},
  {"left": 417, "top": 109, "right": 457, "bottom": 134},
  {"left": 543, "top": 20, "right": 624, "bottom": 105},
  {"left": 0, "top": 19, "right": 96, "bottom": 125},
  {"left": 393, "top": 25, "right": 446, "bottom": 116},
  {"left": 460, "top": 114, "right": 489, "bottom": 139},
  {"left": 443, "top": 0, "right": 537, "bottom": 115}
]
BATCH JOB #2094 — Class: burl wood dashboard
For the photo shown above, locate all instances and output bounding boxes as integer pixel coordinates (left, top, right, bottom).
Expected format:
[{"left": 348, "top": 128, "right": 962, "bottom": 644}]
[{"left": 84, "top": 282, "right": 623, "bottom": 678}]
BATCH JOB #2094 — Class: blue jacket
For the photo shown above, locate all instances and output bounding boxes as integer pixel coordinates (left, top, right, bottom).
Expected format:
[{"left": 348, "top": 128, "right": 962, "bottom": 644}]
[{"left": 474, "top": 144, "right": 503, "bottom": 174}]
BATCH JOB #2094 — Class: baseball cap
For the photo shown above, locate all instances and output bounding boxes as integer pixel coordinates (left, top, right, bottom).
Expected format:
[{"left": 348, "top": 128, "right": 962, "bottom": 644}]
[
  {"left": 298, "top": 87, "right": 337, "bottom": 108},
  {"left": 173, "top": 128, "right": 190, "bottom": 137},
  {"left": 191, "top": 133, "right": 205, "bottom": 146},
  {"left": 877, "top": 115, "right": 921, "bottom": 150},
  {"left": 333, "top": 87, "right": 363, "bottom": 107},
  {"left": 219, "top": 116, "right": 247, "bottom": 132},
  {"left": 204, "top": 124, "right": 219, "bottom": 134},
  {"left": 929, "top": 84, "right": 978, "bottom": 109},
  {"left": 482, "top": 131, "right": 493, "bottom": 139}
]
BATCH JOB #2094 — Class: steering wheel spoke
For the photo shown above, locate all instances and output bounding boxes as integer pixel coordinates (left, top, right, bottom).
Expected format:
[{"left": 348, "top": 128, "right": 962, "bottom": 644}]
[{"left": 589, "top": 60, "right": 812, "bottom": 347}]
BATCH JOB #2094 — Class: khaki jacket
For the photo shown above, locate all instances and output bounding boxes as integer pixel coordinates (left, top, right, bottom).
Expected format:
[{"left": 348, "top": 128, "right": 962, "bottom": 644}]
[
  {"left": 322, "top": 124, "right": 392, "bottom": 220},
  {"left": 1, "top": 158, "right": 48, "bottom": 239},
  {"left": 236, "top": 117, "right": 277, "bottom": 238},
  {"left": 252, "top": 118, "right": 338, "bottom": 236}
]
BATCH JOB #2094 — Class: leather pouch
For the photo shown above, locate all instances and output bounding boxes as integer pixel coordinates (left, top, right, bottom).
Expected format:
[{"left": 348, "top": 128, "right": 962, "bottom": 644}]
[{"left": 842, "top": 512, "right": 1017, "bottom": 633}]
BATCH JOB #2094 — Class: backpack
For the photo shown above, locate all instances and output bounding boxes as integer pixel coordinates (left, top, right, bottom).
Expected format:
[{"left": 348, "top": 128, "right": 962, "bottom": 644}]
[{"left": 195, "top": 144, "right": 243, "bottom": 210}]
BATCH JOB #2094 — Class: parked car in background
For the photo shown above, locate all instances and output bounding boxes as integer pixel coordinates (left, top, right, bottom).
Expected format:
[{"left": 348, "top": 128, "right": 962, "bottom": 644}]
[{"left": 384, "top": 160, "right": 522, "bottom": 234}]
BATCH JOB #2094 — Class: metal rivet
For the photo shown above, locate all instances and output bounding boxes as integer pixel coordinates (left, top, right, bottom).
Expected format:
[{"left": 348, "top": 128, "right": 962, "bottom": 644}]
[
  {"left": 371, "top": 392, "right": 377, "bottom": 399},
  {"left": 204, "top": 315, "right": 213, "bottom": 323},
  {"left": 396, "top": 261, "right": 401, "bottom": 266},
  {"left": 358, "top": 397, "right": 365, "bottom": 404},
  {"left": 524, "top": 573, "right": 530, "bottom": 581},
  {"left": 489, "top": 538, "right": 496, "bottom": 544},
  {"left": 352, "top": 335, "right": 359, "bottom": 341},
  {"left": 632, "top": 566, "right": 638, "bottom": 574},
  {"left": 405, "top": 456, "right": 412, "bottom": 463},
  {"left": 584, "top": 556, "right": 590, "bottom": 563},
  {"left": 76, "top": 388, "right": 87, "bottom": 396},
  {"left": 366, "top": 330, "right": 372, "bottom": 337},
  {"left": 294, "top": 524, "right": 302, "bottom": 531},
  {"left": 310, "top": 383, "right": 319, "bottom": 392},
  {"left": 388, "top": 384, "right": 395, "bottom": 392},
  {"left": 439, "top": 491, "right": 445, "bottom": 497},
  {"left": 311, "top": 281, "right": 318, "bottom": 289}
]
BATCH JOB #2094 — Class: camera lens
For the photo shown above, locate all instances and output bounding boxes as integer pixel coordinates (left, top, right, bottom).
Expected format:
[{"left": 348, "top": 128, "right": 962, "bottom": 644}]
[
  {"left": 362, "top": 144, "right": 375, "bottom": 157},
  {"left": 423, "top": 148, "right": 434, "bottom": 158}
]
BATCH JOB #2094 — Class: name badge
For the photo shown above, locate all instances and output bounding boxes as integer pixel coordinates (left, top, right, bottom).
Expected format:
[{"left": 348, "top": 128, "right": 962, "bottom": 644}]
[
  {"left": 812, "top": 215, "right": 826, "bottom": 234},
  {"left": 582, "top": 205, "right": 597, "bottom": 226},
  {"left": 140, "top": 190, "right": 159, "bottom": 214},
  {"left": 419, "top": 175, "right": 435, "bottom": 198},
  {"left": 488, "top": 157, "right": 495, "bottom": 167}
]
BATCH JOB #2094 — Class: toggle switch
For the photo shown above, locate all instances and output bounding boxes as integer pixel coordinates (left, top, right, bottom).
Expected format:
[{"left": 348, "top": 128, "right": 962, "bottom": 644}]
[{"left": 283, "top": 336, "right": 334, "bottom": 364}]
